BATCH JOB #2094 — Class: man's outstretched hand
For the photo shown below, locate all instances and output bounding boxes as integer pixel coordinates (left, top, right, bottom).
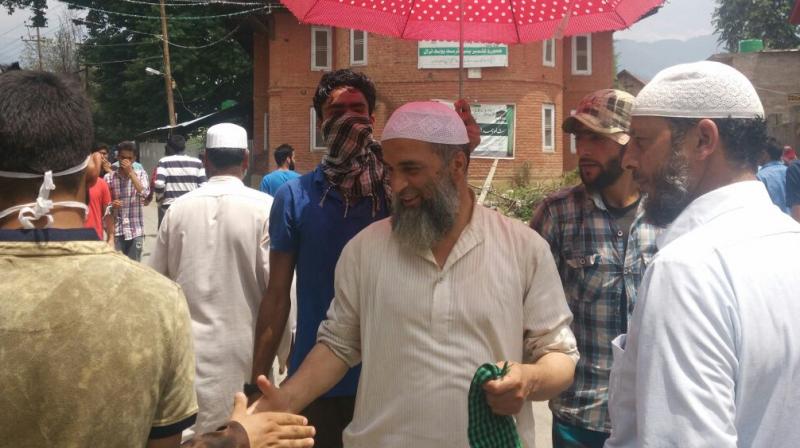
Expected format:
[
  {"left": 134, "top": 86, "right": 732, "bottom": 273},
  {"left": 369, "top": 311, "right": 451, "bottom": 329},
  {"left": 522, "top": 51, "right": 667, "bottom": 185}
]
[
  {"left": 248, "top": 374, "right": 292, "bottom": 414},
  {"left": 230, "top": 384, "right": 314, "bottom": 448}
]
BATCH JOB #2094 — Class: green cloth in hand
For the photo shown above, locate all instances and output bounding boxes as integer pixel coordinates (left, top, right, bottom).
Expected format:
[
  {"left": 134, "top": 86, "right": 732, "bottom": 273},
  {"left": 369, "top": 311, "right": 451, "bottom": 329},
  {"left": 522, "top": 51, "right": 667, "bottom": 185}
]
[{"left": 468, "top": 362, "right": 523, "bottom": 448}]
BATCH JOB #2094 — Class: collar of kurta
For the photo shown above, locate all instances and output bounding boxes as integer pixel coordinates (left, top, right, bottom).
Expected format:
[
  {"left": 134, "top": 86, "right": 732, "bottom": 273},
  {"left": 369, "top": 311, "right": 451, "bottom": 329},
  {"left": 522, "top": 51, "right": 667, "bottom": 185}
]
[
  {"left": 656, "top": 180, "right": 770, "bottom": 250},
  {"left": 207, "top": 175, "right": 243, "bottom": 185}
]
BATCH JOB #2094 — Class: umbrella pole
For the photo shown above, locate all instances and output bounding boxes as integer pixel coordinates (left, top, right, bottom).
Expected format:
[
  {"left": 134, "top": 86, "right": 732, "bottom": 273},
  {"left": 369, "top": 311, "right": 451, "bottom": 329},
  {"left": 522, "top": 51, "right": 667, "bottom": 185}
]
[{"left": 459, "top": 0, "right": 464, "bottom": 98}]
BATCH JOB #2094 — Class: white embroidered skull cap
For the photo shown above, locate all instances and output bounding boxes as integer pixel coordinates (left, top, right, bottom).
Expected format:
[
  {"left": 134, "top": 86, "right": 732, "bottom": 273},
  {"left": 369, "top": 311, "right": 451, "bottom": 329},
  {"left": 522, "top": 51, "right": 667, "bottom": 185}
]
[
  {"left": 632, "top": 61, "right": 764, "bottom": 119},
  {"left": 382, "top": 101, "right": 469, "bottom": 145},
  {"left": 206, "top": 123, "right": 248, "bottom": 149}
]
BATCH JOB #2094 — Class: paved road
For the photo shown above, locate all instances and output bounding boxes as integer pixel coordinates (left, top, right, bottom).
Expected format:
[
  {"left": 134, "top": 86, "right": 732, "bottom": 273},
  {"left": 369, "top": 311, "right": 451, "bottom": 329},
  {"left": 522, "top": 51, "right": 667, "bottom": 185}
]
[{"left": 141, "top": 202, "right": 553, "bottom": 447}]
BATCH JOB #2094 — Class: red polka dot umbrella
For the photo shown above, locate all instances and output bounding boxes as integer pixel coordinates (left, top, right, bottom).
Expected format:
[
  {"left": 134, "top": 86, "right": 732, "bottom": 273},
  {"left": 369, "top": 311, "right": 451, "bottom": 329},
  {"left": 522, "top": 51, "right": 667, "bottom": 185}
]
[
  {"left": 280, "top": 0, "right": 663, "bottom": 44},
  {"left": 281, "top": 0, "right": 663, "bottom": 95}
]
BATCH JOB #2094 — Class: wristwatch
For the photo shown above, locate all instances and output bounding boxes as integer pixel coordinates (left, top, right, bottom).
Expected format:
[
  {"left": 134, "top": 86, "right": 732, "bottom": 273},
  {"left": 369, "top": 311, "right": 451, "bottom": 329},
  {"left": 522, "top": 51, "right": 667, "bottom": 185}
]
[{"left": 243, "top": 382, "right": 260, "bottom": 396}]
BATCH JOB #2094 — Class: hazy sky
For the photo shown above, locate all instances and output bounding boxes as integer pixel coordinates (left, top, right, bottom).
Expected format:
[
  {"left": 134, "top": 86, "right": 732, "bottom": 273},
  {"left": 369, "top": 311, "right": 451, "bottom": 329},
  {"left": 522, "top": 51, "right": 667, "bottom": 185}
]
[
  {"left": 616, "top": 0, "right": 718, "bottom": 42},
  {"left": 1, "top": 0, "right": 719, "bottom": 63},
  {"left": 0, "top": 0, "right": 65, "bottom": 64}
]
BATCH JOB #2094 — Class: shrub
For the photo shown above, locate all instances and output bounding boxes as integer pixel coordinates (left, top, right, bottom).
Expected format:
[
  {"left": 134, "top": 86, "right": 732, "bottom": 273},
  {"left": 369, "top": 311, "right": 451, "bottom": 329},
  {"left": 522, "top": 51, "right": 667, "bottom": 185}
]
[{"left": 480, "top": 169, "right": 580, "bottom": 223}]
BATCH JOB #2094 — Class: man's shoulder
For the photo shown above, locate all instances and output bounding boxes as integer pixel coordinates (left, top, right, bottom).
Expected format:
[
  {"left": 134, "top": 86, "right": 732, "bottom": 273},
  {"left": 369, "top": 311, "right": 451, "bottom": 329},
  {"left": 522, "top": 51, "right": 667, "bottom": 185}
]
[
  {"left": 174, "top": 181, "right": 272, "bottom": 206},
  {"left": 542, "top": 184, "right": 586, "bottom": 207},
  {"left": 479, "top": 205, "right": 548, "bottom": 248},
  {"left": 157, "top": 154, "right": 202, "bottom": 171},
  {"left": 343, "top": 216, "right": 393, "bottom": 253},
  {"left": 109, "top": 252, "right": 182, "bottom": 294},
  {"left": 788, "top": 160, "right": 800, "bottom": 176},
  {"left": 272, "top": 170, "right": 318, "bottom": 200}
]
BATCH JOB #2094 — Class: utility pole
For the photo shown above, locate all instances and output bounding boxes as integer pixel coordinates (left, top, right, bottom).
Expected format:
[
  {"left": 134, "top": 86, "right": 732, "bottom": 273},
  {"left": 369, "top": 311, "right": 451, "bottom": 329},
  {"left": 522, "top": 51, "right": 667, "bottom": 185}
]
[
  {"left": 158, "top": 0, "right": 177, "bottom": 127},
  {"left": 22, "top": 24, "right": 46, "bottom": 71},
  {"left": 35, "top": 26, "right": 43, "bottom": 71}
]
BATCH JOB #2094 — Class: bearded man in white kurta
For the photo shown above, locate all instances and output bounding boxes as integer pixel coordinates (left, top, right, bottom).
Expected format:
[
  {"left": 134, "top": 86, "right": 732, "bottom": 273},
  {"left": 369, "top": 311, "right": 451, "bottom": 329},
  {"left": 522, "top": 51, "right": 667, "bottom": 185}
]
[
  {"left": 253, "top": 102, "right": 579, "bottom": 447},
  {"left": 607, "top": 61, "right": 800, "bottom": 447},
  {"left": 149, "top": 123, "right": 274, "bottom": 438}
]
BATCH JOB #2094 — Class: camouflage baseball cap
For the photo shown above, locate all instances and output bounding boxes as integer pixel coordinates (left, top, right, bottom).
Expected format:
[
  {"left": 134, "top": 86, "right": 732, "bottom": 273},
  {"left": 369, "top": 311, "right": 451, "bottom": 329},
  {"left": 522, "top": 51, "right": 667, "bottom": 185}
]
[{"left": 562, "top": 89, "right": 634, "bottom": 145}]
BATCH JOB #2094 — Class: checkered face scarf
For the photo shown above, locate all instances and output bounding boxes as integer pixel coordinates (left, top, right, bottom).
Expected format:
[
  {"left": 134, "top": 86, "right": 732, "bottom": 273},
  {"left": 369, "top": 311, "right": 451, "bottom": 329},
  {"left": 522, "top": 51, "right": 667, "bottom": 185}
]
[{"left": 320, "top": 113, "right": 391, "bottom": 216}]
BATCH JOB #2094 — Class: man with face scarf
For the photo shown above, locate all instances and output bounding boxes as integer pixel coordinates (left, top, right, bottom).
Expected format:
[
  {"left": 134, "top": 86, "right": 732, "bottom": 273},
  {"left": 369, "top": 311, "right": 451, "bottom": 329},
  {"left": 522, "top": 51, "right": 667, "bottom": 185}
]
[
  {"left": 249, "top": 101, "right": 579, "bottom": 447},
  {"left": 251, "top": 71, "right": 480, "bottom": 448},
  {"left": 606, "top": 61, "right": 800, "bottom": 448},
  {"left": 529, "top": 89, "right": 662, "bottom": 448}
]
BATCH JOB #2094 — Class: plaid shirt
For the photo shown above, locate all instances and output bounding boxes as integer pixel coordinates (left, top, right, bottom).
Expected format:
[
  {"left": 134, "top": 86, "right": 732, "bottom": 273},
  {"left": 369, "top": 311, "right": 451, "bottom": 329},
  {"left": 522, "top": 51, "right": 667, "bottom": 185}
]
[
  {"left": 105, "top": 168, "right": 150, "bottom": 240},
  {"left": 530, "top": 185, "right": 661, "bottom": 432}
]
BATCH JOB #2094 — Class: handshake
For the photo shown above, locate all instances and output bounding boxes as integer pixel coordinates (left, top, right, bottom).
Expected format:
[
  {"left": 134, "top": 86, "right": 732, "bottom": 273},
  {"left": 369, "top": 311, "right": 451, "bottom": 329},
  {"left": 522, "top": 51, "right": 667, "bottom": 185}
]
[{"left": 208, "top": 375, "right": 314, "bottom": 448}]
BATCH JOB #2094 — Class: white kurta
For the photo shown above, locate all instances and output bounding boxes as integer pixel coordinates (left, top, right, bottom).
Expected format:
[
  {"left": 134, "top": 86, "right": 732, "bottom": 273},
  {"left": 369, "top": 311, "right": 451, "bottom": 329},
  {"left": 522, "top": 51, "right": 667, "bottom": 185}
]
[
  {"left": 149, "top": 175, "right": 273, "bottom": 435},
  {"left": 318, "top": 204, "right": 579, "bottom": 448},
  {"left": 606, "top": 181, "right": 800, "bottom": 448}
]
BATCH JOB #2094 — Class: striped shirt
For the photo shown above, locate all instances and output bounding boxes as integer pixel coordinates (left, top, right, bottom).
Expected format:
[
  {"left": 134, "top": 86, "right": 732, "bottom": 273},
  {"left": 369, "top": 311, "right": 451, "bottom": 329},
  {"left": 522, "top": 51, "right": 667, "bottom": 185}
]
[
  {"left": 317, "top": 202, "right": 578, "bottom": 447},
  {"left": 105, "top": 168, "right": 150, "bottom": 241},
  {"left": 154, "top": 154, "right": 206, "bottom": 207},
  {"left": 530, "top": 185, "right": 661, "bottom": 432}
]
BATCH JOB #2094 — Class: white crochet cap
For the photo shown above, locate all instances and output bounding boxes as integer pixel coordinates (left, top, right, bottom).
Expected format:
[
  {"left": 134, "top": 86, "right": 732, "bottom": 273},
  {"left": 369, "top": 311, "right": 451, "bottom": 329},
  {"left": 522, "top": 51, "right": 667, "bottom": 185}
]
[
  {"left": 632, "top": 61, "right": 764, "bottom": 119},
  {"left": 206, "top": 123, "right": 248, "bottom": 149},
  {"left": 382, "top": 101, "right": 469, "bottom": 145}
]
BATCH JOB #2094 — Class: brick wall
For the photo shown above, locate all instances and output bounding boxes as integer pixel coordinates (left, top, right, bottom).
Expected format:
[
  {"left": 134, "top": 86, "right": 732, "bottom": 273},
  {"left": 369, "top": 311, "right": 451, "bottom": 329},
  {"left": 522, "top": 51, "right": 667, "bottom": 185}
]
[
  {"left": 712, "top": 51, "right": 800, "bottom": 150},
  {"left": 253, "top": 11, "right": 614, "bottom": 182}
]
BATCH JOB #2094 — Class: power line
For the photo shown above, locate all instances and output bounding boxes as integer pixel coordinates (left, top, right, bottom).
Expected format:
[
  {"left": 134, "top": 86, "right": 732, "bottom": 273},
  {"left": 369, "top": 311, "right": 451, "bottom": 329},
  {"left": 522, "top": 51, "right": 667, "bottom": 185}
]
[
  {"left": 0, "top": 21, "right": 30, "bottom": 39},
  {"left": 76, "top": 18, "right": 244, "bottom": 50},
  {"left": 82, "top": 54, "right": 162, "bottom": 65},
  {"left": 116, "top": 0, "right": 265, "bottom": 6},
  {"left": 167, "top": 24, "right": 240, "bottom": 49},
  {"left": 79, "top": 39, "right": 159, "bottom": 46},
  {"left": 59, "top": 1, "right": 272, "bottom": 20}
]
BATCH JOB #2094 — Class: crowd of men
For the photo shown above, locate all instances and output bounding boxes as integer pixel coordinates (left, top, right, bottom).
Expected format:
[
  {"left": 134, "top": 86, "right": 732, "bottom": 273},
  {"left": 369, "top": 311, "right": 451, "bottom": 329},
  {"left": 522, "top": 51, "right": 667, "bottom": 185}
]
[{"left": 1, "top": 59, "right": 799, "bottom": 448}]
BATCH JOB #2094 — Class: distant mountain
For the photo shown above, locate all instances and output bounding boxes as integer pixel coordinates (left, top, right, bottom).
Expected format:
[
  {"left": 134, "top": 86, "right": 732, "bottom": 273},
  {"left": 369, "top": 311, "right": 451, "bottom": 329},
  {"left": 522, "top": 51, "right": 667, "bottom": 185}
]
[{"left": 614, "top": 34, "right": 724, "bottom": 80}]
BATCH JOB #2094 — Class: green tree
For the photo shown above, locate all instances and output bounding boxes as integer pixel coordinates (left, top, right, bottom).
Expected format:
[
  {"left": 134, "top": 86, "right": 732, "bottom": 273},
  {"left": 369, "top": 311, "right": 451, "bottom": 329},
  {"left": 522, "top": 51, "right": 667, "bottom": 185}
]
[
  {"left": 713, "top": 0, "right": 800, "bottom": 52},
  {"left": 1, "top": 0, "right": 47, "bottom": 26},
  {"left": 3, "top": 0, "right": 259, "bottom": 142}
]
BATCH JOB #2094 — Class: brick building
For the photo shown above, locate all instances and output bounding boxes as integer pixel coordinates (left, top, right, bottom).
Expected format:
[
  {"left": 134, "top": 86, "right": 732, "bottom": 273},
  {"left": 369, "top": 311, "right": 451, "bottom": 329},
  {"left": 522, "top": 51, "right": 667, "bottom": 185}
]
[
  {"left": 709, "top": 49, "right": 800, "bottom": 150},
  {"left": 615, "top": 69, "right": 647, "bottom": 97},
  {"left": 251, "top": 10, "right": 615, "bottom": 182}
]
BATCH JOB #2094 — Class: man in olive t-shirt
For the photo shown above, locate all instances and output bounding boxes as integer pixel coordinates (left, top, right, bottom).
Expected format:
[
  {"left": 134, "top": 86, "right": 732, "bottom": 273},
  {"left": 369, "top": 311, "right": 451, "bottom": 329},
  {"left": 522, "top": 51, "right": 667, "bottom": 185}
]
[{"left": 0, "top": 70, "right": 198, "bottom": 447}]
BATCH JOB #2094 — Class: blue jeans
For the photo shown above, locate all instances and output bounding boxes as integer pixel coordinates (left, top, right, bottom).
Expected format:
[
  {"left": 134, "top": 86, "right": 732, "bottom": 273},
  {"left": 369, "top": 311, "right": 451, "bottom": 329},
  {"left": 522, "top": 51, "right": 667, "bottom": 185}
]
[
  {"left": 116, "top": 235, "right": 144, "bottom": 261},
  {"left": 552, "top": 414, "right": 610, "bottom": 448}
]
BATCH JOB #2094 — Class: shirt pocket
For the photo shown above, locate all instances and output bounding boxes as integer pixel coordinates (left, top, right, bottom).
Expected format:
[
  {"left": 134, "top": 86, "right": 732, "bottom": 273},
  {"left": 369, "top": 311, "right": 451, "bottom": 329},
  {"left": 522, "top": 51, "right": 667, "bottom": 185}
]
[{"left": 563, "top": 252, "right": 604, "bottom": 302}]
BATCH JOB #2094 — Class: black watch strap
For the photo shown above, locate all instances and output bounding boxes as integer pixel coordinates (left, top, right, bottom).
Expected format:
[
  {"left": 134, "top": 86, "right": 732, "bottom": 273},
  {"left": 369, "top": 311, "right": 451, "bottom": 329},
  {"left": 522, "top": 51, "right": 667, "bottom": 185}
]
[{"left": 243, "top": 382, "right": 260, "bottom": 396}]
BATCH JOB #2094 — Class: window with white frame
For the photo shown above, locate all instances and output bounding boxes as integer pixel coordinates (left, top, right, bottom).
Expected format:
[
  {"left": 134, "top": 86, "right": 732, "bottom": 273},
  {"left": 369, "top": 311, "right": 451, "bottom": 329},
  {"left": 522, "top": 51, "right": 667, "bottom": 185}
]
[
  {"left": 350, "top": 29, "right": 367, "bottom": 66},
  {"left": 569, "top": 109, "right": 578, "bottom": 154},
  {"left": 311, "top": 26, "right": 332, "bottom": 71},
  {"left": 542, "top": 104, "right": 555, "bottom": 152},
  {"left": 542, "top": 38, "right": 555, "bottom": 67},
  {"left": 571, "top": 34, "right": 592, "bottom": 75},
  {"left": 310, "top": 107, "right": 326, "bottom": 151}
]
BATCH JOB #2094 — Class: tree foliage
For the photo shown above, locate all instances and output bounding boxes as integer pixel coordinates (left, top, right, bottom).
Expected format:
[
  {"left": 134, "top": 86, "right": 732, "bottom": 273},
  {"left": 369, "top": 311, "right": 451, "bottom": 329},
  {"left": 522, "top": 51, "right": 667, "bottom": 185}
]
[
  {"left": 3, "top": 0, "right": 256, "bottom": 142},
  {"left": 1, "top": 0, "right": 47, "bottom": 27},
  {"left": 713, "top": 0, "right": 800, "bottom": 52}
]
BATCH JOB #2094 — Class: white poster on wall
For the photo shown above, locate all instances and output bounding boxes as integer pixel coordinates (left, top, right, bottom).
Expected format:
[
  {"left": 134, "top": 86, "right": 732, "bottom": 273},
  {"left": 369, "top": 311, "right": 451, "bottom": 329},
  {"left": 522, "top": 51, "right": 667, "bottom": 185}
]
[
  {"left": 418, "top": 41, "right": 509, "bottom": 69},
  {"left": 435, "top": 101, "right": 516, "bottom": 158}
]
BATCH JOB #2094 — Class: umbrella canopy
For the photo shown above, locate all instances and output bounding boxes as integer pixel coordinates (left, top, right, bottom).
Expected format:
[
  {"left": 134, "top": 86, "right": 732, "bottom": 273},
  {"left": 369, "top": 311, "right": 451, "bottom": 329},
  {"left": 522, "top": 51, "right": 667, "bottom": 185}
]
[{"left": 281, "top": 0, "right": 664, "bottom": 44}]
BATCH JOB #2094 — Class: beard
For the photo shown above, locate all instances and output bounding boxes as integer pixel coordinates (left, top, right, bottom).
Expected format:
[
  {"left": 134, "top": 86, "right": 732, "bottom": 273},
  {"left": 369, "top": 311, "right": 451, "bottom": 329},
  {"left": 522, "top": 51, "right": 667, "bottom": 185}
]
[
  {"left": 288, "top": 160, "right": 296, "bottom": 171},
  {"left": 580, "top": 155, "right": 625, "bottom": 190},
  {"left": 642, "top": 141, "right": 692, "bottom": 227},
  {"left": 391, "top": 173, "right": 460, "bottom": 251}
]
